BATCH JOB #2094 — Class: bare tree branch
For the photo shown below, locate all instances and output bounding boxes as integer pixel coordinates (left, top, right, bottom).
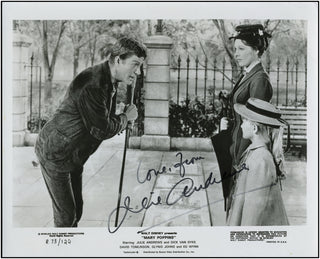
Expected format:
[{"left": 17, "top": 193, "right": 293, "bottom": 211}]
[
  {"left": 270, "top": 20, "right": 281, "bottom": 34},
  {"left": 35, "top": 21, "right": 42, "bottom": 37},
  {"left": 192, "top": 34, "right": 233, "bottom": 83},
  {"left": 50, "top": 20, "right": 67, "bottom": 73},
  {"left": 212, "top": 19, "right": 234, "bottom": 60},
  {"left": 42, "top": 21, "right": 50, "bottom": 71}
]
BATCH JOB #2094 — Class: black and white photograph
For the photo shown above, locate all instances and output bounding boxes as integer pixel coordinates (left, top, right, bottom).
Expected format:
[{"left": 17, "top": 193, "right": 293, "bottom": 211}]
[{"left": 2, "top": 1, "right": 318, "bottom": 258}]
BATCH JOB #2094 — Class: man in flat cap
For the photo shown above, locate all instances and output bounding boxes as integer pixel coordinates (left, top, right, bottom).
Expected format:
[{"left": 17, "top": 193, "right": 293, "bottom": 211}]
[{"left": 35, "top": 37, "right": 147, "bottom": 227}]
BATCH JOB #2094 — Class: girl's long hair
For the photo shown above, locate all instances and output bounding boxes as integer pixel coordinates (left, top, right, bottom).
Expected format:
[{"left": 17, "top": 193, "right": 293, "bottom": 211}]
[
  {"left": 269, "top": 127, "right": 286, "bottom": 177},
  {"left": 255, "top": 122, "right": 286, "bottom": 177}
]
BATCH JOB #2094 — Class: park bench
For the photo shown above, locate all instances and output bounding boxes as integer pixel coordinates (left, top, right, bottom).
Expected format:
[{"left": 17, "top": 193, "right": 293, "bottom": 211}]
[{"left": 278, "top": 106, "right": 307, "bottom": 156}]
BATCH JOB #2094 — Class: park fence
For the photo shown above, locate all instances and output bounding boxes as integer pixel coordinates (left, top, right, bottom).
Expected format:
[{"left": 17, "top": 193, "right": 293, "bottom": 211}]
[
  {"left": 26, "top": 54, "right": 307, "bottom": 135},
  {"left": 25, "top": 54, "right": 45, "bottom": 133},
  {"left": 171, "top": 55, "right": 307, "bottom": 107}
]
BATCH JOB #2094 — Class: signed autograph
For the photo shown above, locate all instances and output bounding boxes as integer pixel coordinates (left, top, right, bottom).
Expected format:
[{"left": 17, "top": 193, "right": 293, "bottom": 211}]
[
  {"left": 136, "top": 152, "right": 205, "bottom": 184},
  {"left": 107, "top": 152, "right": 249, "bottom": 233}
]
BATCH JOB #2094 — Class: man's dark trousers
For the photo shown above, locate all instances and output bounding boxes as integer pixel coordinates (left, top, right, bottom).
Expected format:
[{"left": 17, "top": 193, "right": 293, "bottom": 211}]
[{"left": 40, "top": 162, "right": 83, "bottom": 227}]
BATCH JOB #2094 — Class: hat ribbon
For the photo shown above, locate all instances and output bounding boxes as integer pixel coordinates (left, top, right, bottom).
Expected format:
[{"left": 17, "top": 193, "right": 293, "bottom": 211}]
[
  {"left": 246, "top": 102, "right": 291, "bottom": 153},
  {"left": 278, "top": 118, "right": 291, "bottom": 153},
  {"left": 246, "top": 102, "right": 281, "bottom": 119}
]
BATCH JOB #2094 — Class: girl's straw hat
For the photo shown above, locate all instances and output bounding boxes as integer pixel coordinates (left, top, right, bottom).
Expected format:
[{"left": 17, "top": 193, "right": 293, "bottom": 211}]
[{"left": 234, "top": 98, "right": 285, "bottom": 127}]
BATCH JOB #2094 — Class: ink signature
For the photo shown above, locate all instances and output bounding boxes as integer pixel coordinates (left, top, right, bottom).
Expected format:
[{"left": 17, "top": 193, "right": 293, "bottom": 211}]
[
  {"left": 107, "top": 152, "right": 249, "bottom": 233},
  {"left": 166, "top": 163, "right": 248, "bottom": 205},
  {"left": 136, "top": 152, "right": 204, "bottom": 184}
]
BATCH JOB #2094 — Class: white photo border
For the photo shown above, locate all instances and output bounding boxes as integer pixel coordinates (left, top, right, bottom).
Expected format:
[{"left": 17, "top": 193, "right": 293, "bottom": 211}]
[{"left": 2, "top": 1, "right": 319, "bottom": 258}]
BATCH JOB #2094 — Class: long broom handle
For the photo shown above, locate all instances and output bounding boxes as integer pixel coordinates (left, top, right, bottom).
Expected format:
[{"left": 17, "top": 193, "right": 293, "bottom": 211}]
[{"left": 115, "top": 78, "right": 136, "bottom": 227}]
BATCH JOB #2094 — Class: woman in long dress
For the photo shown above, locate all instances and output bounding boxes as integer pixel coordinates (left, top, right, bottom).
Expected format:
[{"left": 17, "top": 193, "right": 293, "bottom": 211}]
[{"left": 216, "top": 24, "right": 274, "bottom": 212}]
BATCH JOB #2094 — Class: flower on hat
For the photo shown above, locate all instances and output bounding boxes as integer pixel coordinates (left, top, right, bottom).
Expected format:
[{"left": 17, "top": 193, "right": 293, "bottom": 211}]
[
  {"left": 232, "top": 31, "right": 240, "bottom": 38},
  {"left": 258, "top": 29, "right": 264, "bottom": 36}
]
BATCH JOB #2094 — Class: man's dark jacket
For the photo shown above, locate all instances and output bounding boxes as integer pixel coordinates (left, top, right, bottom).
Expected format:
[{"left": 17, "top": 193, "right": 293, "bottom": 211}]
[{"left": 35, "top": 61, "right": 127, "bottom": 172}]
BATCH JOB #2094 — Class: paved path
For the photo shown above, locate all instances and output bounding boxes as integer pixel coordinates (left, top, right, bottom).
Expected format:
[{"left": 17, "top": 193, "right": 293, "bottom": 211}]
[{"left": 12, "top": 135, "right": 306, "bottom": 228}]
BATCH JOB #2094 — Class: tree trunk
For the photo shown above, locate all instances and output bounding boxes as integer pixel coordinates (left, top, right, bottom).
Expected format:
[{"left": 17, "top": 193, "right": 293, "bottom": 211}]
[
  {"left": 212, "top": 19, "right": 240, "bottom": 84},
  {"left": 44, "top": 75, "right": 53, "bottom": 99},
  {"left": 265, "top": 48, "right": 271, "bottom": 68},
  {"left": 231, "top": 60, "right": 239, "bottom": 82},
  {"left": 43, "top": 58, "right": 53, "bottom": 99},
  {"left": 73, "top": 48, "right": 80, "bottom": 77},
  {"left": 38, "top": 20, "right": 66, "bottom": 100},
  {"left": 90, "top": 35, "right": 97, "bottom": 66},
  {"left": 90, "top": 51, "right": 95, "bottom": 66}
]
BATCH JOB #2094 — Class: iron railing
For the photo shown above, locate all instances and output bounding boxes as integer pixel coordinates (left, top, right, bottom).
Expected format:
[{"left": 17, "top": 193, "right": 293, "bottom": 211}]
[
  {"left": 171, "top": 55, "right": 307, "bottom": 108},
  {"left": 26, "top": 54, "right": 44, "bottom": 133}
]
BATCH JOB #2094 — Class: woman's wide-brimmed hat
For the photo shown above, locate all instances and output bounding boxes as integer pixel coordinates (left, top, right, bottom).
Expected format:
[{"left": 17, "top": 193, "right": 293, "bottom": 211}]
[{"left": 234, "top": 98, "right": 285, "bottom": 128}]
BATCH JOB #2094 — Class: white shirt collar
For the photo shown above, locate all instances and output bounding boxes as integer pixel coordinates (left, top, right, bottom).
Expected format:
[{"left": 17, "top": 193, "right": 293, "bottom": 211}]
[{"left": 245, "top": 60, "right": 261, "bottom": 74}]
